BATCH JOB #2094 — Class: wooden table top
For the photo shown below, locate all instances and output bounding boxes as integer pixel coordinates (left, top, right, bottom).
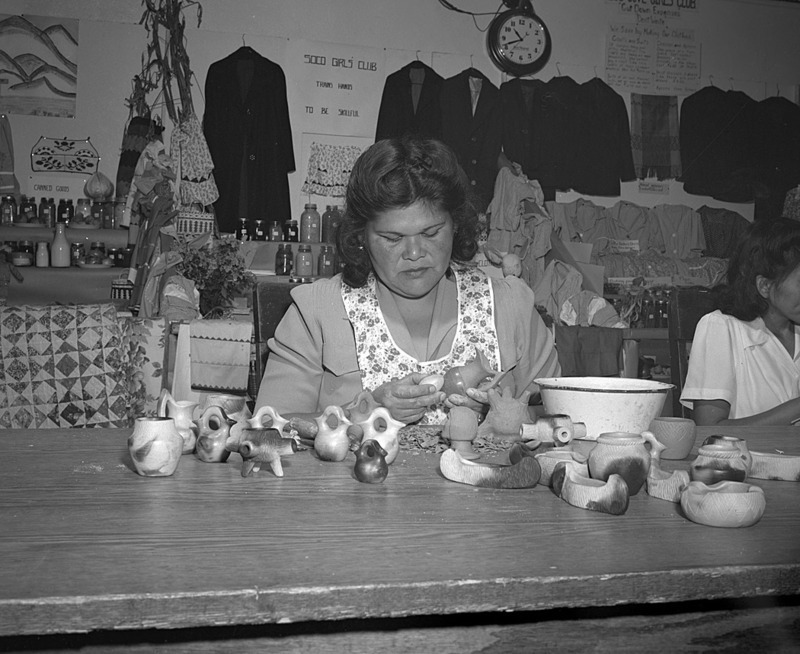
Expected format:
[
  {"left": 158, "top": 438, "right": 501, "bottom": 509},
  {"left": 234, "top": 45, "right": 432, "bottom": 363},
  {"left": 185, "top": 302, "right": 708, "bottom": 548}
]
[{"left": 0, "top": 425, "right": 798, "bottom": 637}]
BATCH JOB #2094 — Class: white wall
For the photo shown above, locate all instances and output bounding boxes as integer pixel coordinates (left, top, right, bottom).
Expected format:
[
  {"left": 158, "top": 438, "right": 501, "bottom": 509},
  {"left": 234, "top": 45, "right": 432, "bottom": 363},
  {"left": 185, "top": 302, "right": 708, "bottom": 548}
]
[{"left": 3, "top": 0, "right": 800, "bottom": 222}]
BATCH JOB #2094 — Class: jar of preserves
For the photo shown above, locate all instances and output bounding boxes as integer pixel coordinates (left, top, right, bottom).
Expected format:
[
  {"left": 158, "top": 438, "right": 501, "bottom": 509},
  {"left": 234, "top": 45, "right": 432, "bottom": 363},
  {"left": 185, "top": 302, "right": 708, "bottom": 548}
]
[
  {"left": 253, "top": 219, "right": 266, "bottom": 241},
  {"left": 39, "top": 197, "right": 54, "bottom": 227},
  {"left": 300, "top": 203, "right": 320, "bottom": 243},
  {"left": 283, "top": 219, "right": 299, "bottom": 242},
  {"left": 269, "top": 221, "right": 282, "bottom": 241},
  {"left": 88, "top": 241, "right": 106, "bottom": 263},
  {"left": 318, "top": 245, "right": 335, "bottom": 278},
  {"left": 70, "top": 242, "right": 85, "bottom": 267},
  {"left": 19, "top": 196, "right": 37, "bottom": 224},
  {"left": 16, "top": 240, "right": 34, "bottom": 266},
  {"left": 1, "top": 195, "right": 17, "bottom": 226},
  {"left": 275, "top": 243, "right": 292, "bottom": 276},
  {"left": 294, "top": 244, "right": 313, "bottom": 277},
  {"left": 236, "top": 217, "right": 250, "bottom": 241}
]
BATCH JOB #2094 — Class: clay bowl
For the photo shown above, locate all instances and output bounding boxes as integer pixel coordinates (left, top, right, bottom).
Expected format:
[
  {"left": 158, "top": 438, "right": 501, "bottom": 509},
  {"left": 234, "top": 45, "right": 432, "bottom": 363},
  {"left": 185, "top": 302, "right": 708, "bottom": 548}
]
[
  {"left": 535, "top": 377, "right": 673, "bottom": 440},
  {"left": 680, "top": 480, "right": 766, "bottom": 528},
  {"left": 649, "top": 416, "right": 696, "bottom": 460}
]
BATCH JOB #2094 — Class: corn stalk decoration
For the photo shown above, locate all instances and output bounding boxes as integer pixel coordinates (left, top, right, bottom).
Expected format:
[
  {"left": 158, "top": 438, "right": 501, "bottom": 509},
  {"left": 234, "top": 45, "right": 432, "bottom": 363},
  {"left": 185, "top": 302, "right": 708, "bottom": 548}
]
[{"left": 138, "top": 0, "right": 203, "bottom": 125}]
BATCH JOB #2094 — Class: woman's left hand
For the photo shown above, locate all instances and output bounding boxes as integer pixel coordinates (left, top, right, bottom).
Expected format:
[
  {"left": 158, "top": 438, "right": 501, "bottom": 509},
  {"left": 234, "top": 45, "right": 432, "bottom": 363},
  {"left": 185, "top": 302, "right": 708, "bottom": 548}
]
[
  {"left": 372, "top": 373, "right": 446, "bottom": 424},
  {"left": 445, "top": 387, "right": 489, "bottom": 414}
]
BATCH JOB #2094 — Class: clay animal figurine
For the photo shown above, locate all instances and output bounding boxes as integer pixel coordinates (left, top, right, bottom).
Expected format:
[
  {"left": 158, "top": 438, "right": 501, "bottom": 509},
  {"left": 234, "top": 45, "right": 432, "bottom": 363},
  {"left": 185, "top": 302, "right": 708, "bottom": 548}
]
[
  {"left": 476, "top": 387, "right": 531, "bottom": 441},
  {"left": 344, "top": 390, "right": 381, "bottom": 425},
  {"left": 354, "top": 406, "right": 403, "bottom": 465},
  {"left": 157, "top": 389, "right": 199, "bottom": 454},
  {"left": 551, "top": 461, "right": 630, "bottom": 516},
  {"left": 354, "top": 439, "right": 389, "bottom": 484},
  {"left": 646, "top": 457, "right": 690, "bottom": 503},
  {"left": 442, "top": 406, "right": 480, "bottom": 460},
  {"left": 249, "top": 405, "right": 291, "bottom": 433},
  {"left": 225, "top": 427, "right": 297, "bottom": 477},
  {"left": 748, "top": 450, "right": 800, "bottom": 481},
  {"left": 200, "top": 393, "right": 251, "bottom": 423},
  {"left": 314, "top": 405, "right": 352, "bottom": 462},
  {"left": 128, "top": 417, "right": 184, "bottom": 477},
  {"left": 520, "top": 414, "right": 588, "bottom": 446},
  {"left": 442, "top": 348, "right": 497, "bottom": 396},
  {"left": 439, "top": 448, "right": 540, "bottom": 489},
  {"left": 194, "top": 405, "right": 235, "bottom": 463}
]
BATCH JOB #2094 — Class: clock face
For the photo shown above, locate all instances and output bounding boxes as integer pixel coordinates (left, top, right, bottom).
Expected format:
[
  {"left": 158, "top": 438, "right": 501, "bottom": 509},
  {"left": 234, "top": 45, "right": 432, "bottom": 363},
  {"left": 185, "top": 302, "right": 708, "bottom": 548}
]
[
  {"left": 487, "top": 9, "right": 551, "bottom": 76},
  {"left": 497, "top": 15, "right": 548, "bottom": 66}
]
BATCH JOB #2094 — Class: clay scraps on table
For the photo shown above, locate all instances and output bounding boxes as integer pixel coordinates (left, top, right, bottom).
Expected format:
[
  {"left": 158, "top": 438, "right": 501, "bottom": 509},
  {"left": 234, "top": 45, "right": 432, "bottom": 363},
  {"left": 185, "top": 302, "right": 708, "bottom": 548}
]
[{"left": 399, "top": 425, "right": 514, "bottom": 455}]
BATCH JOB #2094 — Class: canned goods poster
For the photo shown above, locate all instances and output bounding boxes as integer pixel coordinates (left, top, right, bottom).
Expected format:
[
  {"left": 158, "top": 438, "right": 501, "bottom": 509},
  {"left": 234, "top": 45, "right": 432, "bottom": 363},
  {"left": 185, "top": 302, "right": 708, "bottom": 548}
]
[{"left": 286, "top": 39, "right": 386, "bottom": 138}]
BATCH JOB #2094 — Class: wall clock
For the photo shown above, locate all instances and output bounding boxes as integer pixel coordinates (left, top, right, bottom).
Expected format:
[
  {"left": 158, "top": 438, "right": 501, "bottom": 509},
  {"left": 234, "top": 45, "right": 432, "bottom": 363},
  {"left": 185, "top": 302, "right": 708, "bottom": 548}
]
[{"left": 486, "top": 0, "right": 551, "bottom": 77}]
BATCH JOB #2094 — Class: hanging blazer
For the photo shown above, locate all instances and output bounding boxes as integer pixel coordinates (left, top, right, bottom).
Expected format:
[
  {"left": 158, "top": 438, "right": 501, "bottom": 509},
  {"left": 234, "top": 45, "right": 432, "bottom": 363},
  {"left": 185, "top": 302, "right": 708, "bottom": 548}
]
[
  {"left": 375, "top": 62, "right": 444, "bottom": 141},
  {"left": 203, "top": 47, "right": 295, "bottom": 232},
  {"left": 440, "top": 69, "right": 502, "bottom": 212}
]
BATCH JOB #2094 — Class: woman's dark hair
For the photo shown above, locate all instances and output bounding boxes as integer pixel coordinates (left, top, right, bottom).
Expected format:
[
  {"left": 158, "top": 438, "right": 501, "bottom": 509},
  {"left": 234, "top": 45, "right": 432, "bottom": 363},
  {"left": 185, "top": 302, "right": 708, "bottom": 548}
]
[
  {"left": 718, "top": 217, "right": 800, "bottom": 321},
  {"left": 336, "top": 136, "right": 479, "bottom": 287}
]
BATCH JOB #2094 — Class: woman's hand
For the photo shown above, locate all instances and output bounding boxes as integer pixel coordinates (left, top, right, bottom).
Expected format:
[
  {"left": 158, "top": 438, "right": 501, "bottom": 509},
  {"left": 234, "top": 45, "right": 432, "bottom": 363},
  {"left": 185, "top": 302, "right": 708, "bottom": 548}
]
[
  {"left": 444, "top": 387, "right": 490, "bottom": 416},
  {"left": 372, "top": 373, "right": 446, "bottom": 424}
]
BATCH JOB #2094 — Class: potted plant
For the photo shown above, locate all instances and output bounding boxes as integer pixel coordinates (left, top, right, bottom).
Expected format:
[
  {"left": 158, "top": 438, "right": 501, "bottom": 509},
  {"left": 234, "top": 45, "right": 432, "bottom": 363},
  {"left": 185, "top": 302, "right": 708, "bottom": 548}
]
[{"left": 175, "top": 234, "right": 255, "bottom": 318}]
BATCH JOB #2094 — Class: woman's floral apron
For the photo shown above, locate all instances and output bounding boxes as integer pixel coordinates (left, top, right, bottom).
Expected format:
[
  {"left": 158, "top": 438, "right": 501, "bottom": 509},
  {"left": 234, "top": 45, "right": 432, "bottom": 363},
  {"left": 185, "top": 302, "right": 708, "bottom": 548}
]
[{"left": 341, "top": 264, "right": 501, "bottom": 424}]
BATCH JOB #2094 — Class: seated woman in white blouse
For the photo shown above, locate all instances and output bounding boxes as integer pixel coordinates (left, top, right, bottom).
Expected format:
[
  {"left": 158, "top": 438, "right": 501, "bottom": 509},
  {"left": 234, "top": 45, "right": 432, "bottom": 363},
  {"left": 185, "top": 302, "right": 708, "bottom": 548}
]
[{"left": 681, "top": 217, "right": 800, "bottom": 426}]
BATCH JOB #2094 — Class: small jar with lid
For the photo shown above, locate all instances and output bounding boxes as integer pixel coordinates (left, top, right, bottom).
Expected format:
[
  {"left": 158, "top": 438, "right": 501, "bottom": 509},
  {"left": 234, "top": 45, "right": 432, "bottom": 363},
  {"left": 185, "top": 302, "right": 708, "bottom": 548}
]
[
  {"left": 0, "top": 195, "right": 17, "bottom": 226},
  {"left": 88, "top": 241, "right": 106, "bottom": 264},
  {"left": 90, "top": 200, "right": 104, "bottom": 227},
  {"left": 318, "top": 245, "right": 335, "bottom": 278},
  {"left": 294, "top": 244, "right": 313, "bottom": 278},
  {"left": 253, "top": 219, "right": 266, "bottom": 241},
  {"left": 283, "top": 219, "right": 299, "bottom": 242},
  {"left": 300, "top": 203, "right": 320, "bottom": 243},
  {"left": 74, "top": 198, "right": 93, "bottom": 227},
  {"left": 236, "top": 217, "right": 251, "bottom": 241},
  {"left": 15, "top": 240, "right": 34, "bottom": 266},
  {"left": 269, "top": 221, "right": 282, "bottom": 241}
]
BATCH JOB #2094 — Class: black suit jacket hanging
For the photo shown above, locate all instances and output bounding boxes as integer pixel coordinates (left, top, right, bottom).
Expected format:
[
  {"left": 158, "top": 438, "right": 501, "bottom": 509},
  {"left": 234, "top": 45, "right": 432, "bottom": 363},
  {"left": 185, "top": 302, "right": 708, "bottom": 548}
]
[
  {"left": 440, "top": 69, "right": 502, "bottom": 212},
  {"left": 203, "top": 47, "right": 295, "bottom": 232},
  {"left": 375, "top": 62, "right": 444, "bottom": 141}
]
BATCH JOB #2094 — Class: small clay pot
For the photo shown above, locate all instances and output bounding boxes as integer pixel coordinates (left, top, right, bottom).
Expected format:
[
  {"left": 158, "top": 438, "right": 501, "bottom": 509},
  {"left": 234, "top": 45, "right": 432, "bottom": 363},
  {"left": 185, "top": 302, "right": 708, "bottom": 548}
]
[{"left": 680, "top": 480, "right": 766, "bottom": 528}]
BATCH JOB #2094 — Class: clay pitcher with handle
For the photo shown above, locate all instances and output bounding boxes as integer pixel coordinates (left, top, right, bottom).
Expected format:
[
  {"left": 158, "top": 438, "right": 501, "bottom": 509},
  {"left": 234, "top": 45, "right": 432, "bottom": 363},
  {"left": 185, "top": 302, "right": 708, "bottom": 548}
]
[
  {"left": 588, "top": 430, "right": 665, "bottom": 495},
  {"left": 157, "top": 389, "right": 199, "bottom": 454}
]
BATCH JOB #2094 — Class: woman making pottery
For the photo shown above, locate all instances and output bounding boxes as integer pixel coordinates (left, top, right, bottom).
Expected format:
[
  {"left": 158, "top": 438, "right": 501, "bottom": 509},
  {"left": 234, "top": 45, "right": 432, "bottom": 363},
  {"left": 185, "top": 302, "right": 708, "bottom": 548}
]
[
  {"left": 681, "top": 217, "right": 800, "bottom": 426},
  {"left": 255, "top": 136, "right": 560, "bottom": 424}
]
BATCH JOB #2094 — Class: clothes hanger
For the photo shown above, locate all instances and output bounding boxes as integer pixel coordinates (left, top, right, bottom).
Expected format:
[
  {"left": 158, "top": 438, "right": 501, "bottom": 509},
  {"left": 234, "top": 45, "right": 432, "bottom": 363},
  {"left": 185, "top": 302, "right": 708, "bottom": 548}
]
[
  {"left": 235, "top": 34, "right": 256, "bottom": 56},
  {"left": 409, "top": 51, "right": 427, "bottom": 68},
  {"left": 465, "top": 55, "right": 486, "bottom": 80}
]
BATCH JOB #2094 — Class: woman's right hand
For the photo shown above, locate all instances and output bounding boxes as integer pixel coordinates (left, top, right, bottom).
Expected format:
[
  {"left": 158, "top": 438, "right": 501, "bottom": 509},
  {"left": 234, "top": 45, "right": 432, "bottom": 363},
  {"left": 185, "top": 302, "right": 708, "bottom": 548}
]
[{"left": 372, "top": 373, "right": 446, "bottom": 424}]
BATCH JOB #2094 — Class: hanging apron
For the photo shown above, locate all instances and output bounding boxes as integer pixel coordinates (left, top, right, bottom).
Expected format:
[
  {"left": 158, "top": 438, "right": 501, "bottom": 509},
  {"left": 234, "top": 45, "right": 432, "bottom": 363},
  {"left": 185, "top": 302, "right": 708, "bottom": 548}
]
[{"left": 342, "top": 264, "right": 501, "bottom": 424}]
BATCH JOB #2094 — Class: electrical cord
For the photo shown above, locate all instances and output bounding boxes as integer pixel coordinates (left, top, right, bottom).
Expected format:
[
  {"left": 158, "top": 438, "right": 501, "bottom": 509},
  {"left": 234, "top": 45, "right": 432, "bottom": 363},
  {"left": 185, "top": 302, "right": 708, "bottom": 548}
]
[{"left": 436, "top": 0, "right": 506, "bottom": 31}]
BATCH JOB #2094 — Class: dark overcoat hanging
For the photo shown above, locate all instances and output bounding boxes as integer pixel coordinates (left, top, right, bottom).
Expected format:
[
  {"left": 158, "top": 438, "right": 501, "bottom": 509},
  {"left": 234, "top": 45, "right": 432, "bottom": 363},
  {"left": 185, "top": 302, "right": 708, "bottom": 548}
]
[
  {"left": 375, "top": 62, "right": 444, "bottom": 141},
  {"left": 203, "top": 47, "right": 295, "bottom": 232},
  {"left": 440, "top": 69, "right": 502, "bottom": 212}
]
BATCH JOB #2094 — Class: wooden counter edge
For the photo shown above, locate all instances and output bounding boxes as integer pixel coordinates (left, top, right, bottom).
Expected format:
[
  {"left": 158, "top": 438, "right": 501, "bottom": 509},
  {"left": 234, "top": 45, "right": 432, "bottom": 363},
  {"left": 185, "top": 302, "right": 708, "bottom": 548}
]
[{"left": 1, "top": 563, "right": 797, "bottom": 636}]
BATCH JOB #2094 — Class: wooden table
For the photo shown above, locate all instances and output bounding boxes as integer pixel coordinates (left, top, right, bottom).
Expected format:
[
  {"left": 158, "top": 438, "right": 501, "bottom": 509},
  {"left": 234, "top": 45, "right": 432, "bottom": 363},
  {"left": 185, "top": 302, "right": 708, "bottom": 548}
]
[{"left": 1, "top": 426, "right": 798, "bottom": 651}]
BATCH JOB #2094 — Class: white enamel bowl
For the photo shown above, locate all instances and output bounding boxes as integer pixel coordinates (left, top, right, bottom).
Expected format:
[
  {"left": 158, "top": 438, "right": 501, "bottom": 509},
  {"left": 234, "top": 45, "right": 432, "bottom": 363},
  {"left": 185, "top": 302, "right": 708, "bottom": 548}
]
[{"left": 534, "top": 377, "right": 674, "bottom": 440}]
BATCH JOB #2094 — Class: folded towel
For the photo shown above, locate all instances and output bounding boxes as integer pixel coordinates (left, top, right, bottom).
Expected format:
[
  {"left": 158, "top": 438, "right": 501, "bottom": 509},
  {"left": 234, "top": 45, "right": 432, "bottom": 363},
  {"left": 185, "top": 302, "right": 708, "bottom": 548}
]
[{"left": 190, "top": 319, "right": 253, "bottom": 393}]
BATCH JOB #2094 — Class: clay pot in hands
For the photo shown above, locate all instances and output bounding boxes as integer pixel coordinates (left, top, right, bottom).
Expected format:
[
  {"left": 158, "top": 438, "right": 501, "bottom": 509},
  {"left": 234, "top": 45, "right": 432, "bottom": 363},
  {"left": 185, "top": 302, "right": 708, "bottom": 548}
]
[
  {"left": 194, "top": 405, "right": 235, "bottom": 463},
  {"left": 587, "top": 431, "right": 665, "bottom": 496},
  {"left": 442, "top": 348, "right": 496, "bottom": 396},
  {"left": 354, "top": 439, "right": 389, "bottom": 483},
  {"left": 355, "top": 406, "right": 403, "bottom": 465},
  {"left": 314, "top": 405, "right": 352, "bottom": 462},
  {"left": 157, "top": 389, "right": 198, "bottom": 454},
  {"left": 443, "top": 406, "right": 480, "bottom": 460},
  {"left": 128, "top": 417, "right": 184, "bottom": 477}
]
